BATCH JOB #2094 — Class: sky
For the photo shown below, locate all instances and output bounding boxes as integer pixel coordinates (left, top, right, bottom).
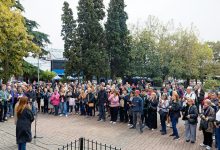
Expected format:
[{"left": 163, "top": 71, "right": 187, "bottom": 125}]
[{"left": 20, "top": 0, "right": 220, "bottom": 49}]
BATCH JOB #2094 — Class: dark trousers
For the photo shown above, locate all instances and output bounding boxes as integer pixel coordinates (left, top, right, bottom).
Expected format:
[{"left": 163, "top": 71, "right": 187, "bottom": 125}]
[
  {"left": 80, "top": 103, "right": 86, "bottom": 115},
  {"left": 69, "top": 105, "right": 73, "bottom": 113},
  {"left": 18, "top": 142, "right": 26, "bottom": 150},
  {"left": 119, "top": 107, "right": 125, "bottom": 122},
  {"left": 54, "top": 105, "right": 59, "bottom": 116},
  {"left": 37, "top": 98, "right": 41, "bottom": 111},
  {"left": 98, "top": 104, "right": 105, "bottom": 120},
  {"left": 160, "top": 112, "right": 167, "bottom": 133},
  {"left": 216, "top": 127, "right": 220, "bottom": 150},
  {"left": 203, "top": 130, "right": 213, "bottom": 147},
  {"left": 66, "top": 101, "right": 69, "bottom": 113},
  {"left": 87, "top": 106, "right": 93, "bottom": 116},
  {"left": 44, "top": 101, "right": 48, "bottom": 113},
  {"left": 0, "top": 102, "right": 3, "bottom": 121},
  {"left": 110, "top": 107, "right": 118, "bottom": 122},
  {"left": 133, "top": 111, "right": 142, "bottom": 128},
  {"left": 75, "top": 103, "right": 80, "bottom": 113},
  {"left": 3, "top": 101, "right": 8, "bottom": 120}
]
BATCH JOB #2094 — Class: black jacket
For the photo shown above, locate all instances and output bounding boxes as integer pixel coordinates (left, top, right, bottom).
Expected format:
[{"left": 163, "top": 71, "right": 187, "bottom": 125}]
[
  {"left": 26, "top": 90, "right": 36, "bottom": 102},
  {"left": 182, "top": 104, "right": 198, "bottom": 124},
  {"left": 97, "top": 90, "right": 107, "bottom": 105},
  {"left": 16, "top": 108, "right": 34, "bottom": 144},
  {"left": 169, "top": 101, "right": 181, "bottom": 119}
]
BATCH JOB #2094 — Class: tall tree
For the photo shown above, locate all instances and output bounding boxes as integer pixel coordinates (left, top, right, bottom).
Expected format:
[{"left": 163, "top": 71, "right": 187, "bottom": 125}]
[
  {"left": 105, "top": 0, "right": 131, "bottom": 79},
  {"left": 0, "top": 0, "right": 40, "bottom": 83},
  {"left": 77, "top": 0, "right": 109, "bottom": 80},
  {"left": 61, "top": 1, "right": 81, "bottom": 76}
]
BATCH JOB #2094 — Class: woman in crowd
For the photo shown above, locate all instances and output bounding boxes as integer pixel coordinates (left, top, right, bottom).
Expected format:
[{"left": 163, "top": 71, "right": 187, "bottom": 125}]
[
  {"left": 36, "top": 87, "right": 42, "bottom": 112},
  {"left": 199, "top": 99, "right": 215, "bottom": 150},
  {"left": 86, "top": 88, "right": 95, "bottom": 117},
  {"left": 158, "top": 94, "right": 169, "bottom": 135},
  {"left": 182, "top": 98, "right": 198, "bottom": 143},
  {"left": 169, "top": 91, "right": 181, "bottom": 140},
  {"left": 42, "top": 88, "right": 50, "bottom": 113},
  {"left": 15, "top": 97, "right": 34, "bottom": 150},
  {"left": 108, "top": 90, "right": 120, "bottom": 124},
  {"left": 148, "top": 92, "right": 158, "bottom": 130},
  {"left": 59, "top": 86, "right": 67, "bottom": 117},
  {"left": 127, "top": 91, "right": 134, "bottom": 127},
  {"left": 50, "top": 89, "right": 60, "bottom": 116},
  {"left": 79, "top": 90, "right": 87, "bottom": 116}
]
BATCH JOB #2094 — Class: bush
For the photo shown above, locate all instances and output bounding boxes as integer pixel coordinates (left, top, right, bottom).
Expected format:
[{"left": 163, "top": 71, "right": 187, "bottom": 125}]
[
  {"left": 153, "top": 77, "right": 163, "bottom": 87},
  {"left": 204, "top": 79, "right": 220, "bottom": 91}
]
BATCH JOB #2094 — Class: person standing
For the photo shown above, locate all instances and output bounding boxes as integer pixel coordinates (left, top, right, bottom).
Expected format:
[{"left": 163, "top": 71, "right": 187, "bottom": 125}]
[
  {"left": 108, "top": 90, "right": 120, "bottom": 124},
  {"left": 148, "top": 93, "right": 158, "bottom": 130},
  {"left": 15, "top": 96, "right": 34, "bottom": 150},
  {"left": 97, "top": 85, "right": 108, "bottom": 122},
  {"left": 50, "top": 89, "right": 60, "bottom": 116},
  {"left": 42, "top": 88, "right": 50, "bottom": 113},
  {"left": 195, "top": 84, "right": 205, "bottom": 112},
  {"left": 130, "top": 90, "right": 144, "bottom": 133},
  {"left": 169, "top": 91, "right": 181, "bottom": 140},
  {"left": 86, "top": 88, "right": 95, "bottom": 117},
  {"left": 0, "top": 84, "right": 10, "bottom": 122},
  {"left": 26, "top": 86, "right": 37, "bottom": 115},
  {"left": 199, "top": 99, "right": 215, "bottom": 150},
  {"left": 182, "top": 98, "right": 198, "bottom": 143}
]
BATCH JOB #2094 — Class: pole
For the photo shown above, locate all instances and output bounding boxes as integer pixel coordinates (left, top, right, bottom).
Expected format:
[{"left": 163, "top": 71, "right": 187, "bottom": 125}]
[{"left": 38, "top": 55, "right": 40, "bottom": 84}]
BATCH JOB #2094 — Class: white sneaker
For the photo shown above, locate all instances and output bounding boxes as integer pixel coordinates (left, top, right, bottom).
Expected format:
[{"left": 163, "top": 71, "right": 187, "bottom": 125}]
[
  {"left": 205, "top": 146, "right": 211, "bottom": 150},
  {"left": 200, "top": 143, "right": 206, "bottom": 147},
  {"left": 65, "top": 115, "right": 68, "bottom": 117},
  {"left": 110, "top": 121, "right": 113, "bottom": 124},
  {"left": 112, "top": 122, "right": 116, "bottom": 125},
  {"left": 59, "top": 114, "right": 63, "bottom": 117},
  {"left": 11, "top": 116, "right": 14, "bottom": 118}
]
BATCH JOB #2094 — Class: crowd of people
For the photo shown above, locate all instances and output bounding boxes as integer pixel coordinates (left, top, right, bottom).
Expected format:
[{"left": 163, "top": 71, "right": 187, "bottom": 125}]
[{"left": 0, "top": 80, "right": 220, "bottom": 150}]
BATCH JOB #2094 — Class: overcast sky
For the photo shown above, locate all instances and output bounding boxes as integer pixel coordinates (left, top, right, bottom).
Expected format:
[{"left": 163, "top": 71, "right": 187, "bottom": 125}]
[{"left": 20, "top": 0, "right": 220, "bottom": 49}]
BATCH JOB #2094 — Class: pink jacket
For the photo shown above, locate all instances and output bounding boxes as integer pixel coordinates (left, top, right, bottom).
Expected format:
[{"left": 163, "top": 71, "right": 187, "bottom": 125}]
[
  {"left": 50, "top": 92, "right": 60, "bottom": 106},
  {"left": 108, "top": 94, "right": 119, "bottom": 107}
]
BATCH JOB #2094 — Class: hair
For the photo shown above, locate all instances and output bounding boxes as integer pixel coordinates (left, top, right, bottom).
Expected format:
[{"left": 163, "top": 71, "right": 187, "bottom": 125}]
[
  {"left": 16, "top": 97, "right": 29, "bottom": 118},
  {"left": 204, "top": 99, "right": 212, "bottom": 106},
  {"left": 172, "top": 91, "right": 179, "bottom": 101}
]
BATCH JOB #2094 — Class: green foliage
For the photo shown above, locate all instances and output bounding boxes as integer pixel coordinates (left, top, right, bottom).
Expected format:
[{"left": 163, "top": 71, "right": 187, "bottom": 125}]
[
  {"left": 204, "top": 79, "right": 220, "bottom": 91},
  {"left": 0, "top": 0, "right": 40, "bottom": 83},
  {"left": 77, "top": 0, "right": 109, "bottom": 80},
  {"left": 105, "top": 0, "right": 131, "bottom": 79},
  {"left": 153, "top": 77, "right": 163, "bottom": 87},
  {"left": 41, "top": 70, "right": 56, "bottom": 81}
]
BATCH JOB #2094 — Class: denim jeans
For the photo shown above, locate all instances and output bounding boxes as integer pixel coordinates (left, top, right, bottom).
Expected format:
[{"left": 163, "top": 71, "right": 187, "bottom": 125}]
[
  {"left": 18, "top": 143, "right": 26, "bottom": 150},
  {"left": 98, "top": 104, "right": 105, "bottom": 120},
  {"left": 216, "top": 127, "right": 220, "bottom": 150},
  {"left": 54, "top": 105, "right": 59, "bottom": 116},
  {"left": 171, "top": 116, "right": 179, "bottom": 137},
  {"left": 160, "top": 112, "right": 167, "bottom": 133},
  {"left": 31, "top": 102, "right": 36, "bottom": 115},
  {"left": 9, "top": 102, "right": 14, "bottom": 116},
  {"left": 60, "top": 102, "right": 67, "bottom": 115}
]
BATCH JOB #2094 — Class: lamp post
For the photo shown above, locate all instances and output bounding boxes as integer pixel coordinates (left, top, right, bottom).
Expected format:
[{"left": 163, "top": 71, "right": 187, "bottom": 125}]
[{"left": 37, "top": 54, "right": 40, "bottom": 84}]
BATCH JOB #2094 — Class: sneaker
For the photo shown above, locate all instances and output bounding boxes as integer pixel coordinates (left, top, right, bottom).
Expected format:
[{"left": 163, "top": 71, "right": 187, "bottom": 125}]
[
  {"left": 112, "top": 122, "right": 116, "bottom": 125},
  {"left": 200, "top": 143, "right": 206, "bottom": 147},
  {"left": 161, "top": 132, "right": 167, "bottom": 135},
  {"left": 59, "top": 114, "right": 63, "bottom": 117},
  {"left": 186, "top": 140, "right": 190, "bottom": 142},
  {"left": 110, "top": 121, "right": 113, "bottom": 124},
  {"left": 213, "top": 136, "right": 215, "bottom": 140},
  {"left": 127, "top": 124, "right": 131, "bottom": 127},
  {"left": 129, "top": 126, "right": 136, "bottom": 129},
  {"left": 173, "top": 137, "right": 180, "bottom": 140},
  {"left": 151, "top": 129, "right": 154, "bottom": 131},
  {"left": 206, "top": 146, "right": 211, "bottom": 150},
  {"left": 11, "top": 116, "right": 14, "bottom": 118},
  {"left": 65, "top": 115, "right": 68, "bottom": 117},
  {"left": 191, "top": 141, "right": 195, "bottom": 144}
]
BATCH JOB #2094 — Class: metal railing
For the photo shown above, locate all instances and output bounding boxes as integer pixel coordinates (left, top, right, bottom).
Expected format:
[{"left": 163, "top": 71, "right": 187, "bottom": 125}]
[{"left": 58, "top": 137, "right": 121, "bottom": 150}]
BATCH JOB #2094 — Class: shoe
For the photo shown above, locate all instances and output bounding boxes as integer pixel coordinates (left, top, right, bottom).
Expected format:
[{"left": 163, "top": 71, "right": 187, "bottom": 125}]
[
  {"left": 65, "top": 115, "right": 68, "bottom": 117},
  {"left": 169, "top": 134, "right": 175, "bottom": 136},
  {"left": 191, "top": 141, "right": 195, "bottom": 144},
  {"left": 11, "top": 116, "right": 14, "bottom": 118},
  {"left": 205, "top": 146, "right": 211, "bottom": 150},
  {"left": 129, "top": 126, "right": 136, "bottom": 129},
  {"left": 112, "top": 122, "right": 116, "bottom": 125},
  {"left": 151, "top": 129, "right": 154, "bottom": 131},
  {"left": 213, "top": 136, "right": 215, "bottom": 140},
  {"left": 200, "top": 143, "right": 207, "bottom": 147},
  {"left": 173, "top": 137, "right": 180, "bottom": 140},
  {"left": 166, "top": 123, "right": 170, "bottom": 127},
  {"left": 110, "top": 121, "right": 113, "bottom": 124},
  {"left": 127, "top": 124, "right": 131, "bottom": 126},
  {"left": 161, "top": 132, "right": 167, "bottom": 135},
  {"left": 59, "top": 114, "right": 63, "bottom": 117},
  {"left": 186, "top": 140, "right": 190, "bottom": 142},
  {"left": 97, "top": 119, "right": 101, "bottom": 121}
]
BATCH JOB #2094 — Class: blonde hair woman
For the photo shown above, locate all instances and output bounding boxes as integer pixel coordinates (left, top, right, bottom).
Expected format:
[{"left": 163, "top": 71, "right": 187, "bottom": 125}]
[
  {"left": 169, "top": 91, "right": 181, "bottom": 140},
  {"left": 15, "top": 97, "right": 34, "bottom": 150}
]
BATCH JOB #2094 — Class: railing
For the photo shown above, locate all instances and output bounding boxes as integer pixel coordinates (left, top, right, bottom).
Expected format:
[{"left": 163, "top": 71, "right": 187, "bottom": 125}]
[{"left": 58, "top": 137, "right": 121, "bottom": 150}]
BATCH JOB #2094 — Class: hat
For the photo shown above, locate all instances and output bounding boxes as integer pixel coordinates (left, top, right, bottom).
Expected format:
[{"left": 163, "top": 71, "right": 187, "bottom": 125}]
[{"left": 135, "top": 90, "right": 140, "bottom": 95}]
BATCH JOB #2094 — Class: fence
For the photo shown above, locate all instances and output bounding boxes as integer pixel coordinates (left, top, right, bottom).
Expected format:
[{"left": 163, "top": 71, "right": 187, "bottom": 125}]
[{"left": 58, "top": 137, "right": 121, "bottom": 150}]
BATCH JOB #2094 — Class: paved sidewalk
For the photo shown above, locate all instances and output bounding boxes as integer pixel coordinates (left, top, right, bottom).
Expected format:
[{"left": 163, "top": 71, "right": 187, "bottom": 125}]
[{"left": 0, "top": 114, "right": 206, "bottom": 150}]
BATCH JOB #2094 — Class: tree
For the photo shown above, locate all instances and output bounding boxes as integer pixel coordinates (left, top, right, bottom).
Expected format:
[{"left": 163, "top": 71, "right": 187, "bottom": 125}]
[
  {"left": 77, "top": 0, "right": 109, "bottom": 80},
  {"left": 0, "top": 0, "right": 40, "bottom": 83},
  {"left": 105, "top": 0, "right": 131, "bottom": 79},
  {"left": 61, "top": 1, "right": 81, "bottom": 76},
  {"left": 41, "top": 70, "right": 56, "bottom": 82}
]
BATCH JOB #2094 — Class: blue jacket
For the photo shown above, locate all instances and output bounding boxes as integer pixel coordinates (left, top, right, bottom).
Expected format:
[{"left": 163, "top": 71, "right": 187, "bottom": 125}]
[{"left": 131, "top": 96, "right": 143, "bottom": 112}]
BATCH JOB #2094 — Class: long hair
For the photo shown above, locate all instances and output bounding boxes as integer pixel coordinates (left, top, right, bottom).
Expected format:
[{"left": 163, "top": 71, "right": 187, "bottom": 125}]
[{"left": 16, "top": 96, "right": 29, "bottom": 118}]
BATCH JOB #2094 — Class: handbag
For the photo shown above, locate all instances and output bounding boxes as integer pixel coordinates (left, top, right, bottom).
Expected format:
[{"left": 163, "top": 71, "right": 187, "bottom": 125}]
[
  {"left": 40, "top": 98, "right": 44, "bottom": 106},
  {"left": 200, "top": 119, "right": 208, "bottom": 130}
]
